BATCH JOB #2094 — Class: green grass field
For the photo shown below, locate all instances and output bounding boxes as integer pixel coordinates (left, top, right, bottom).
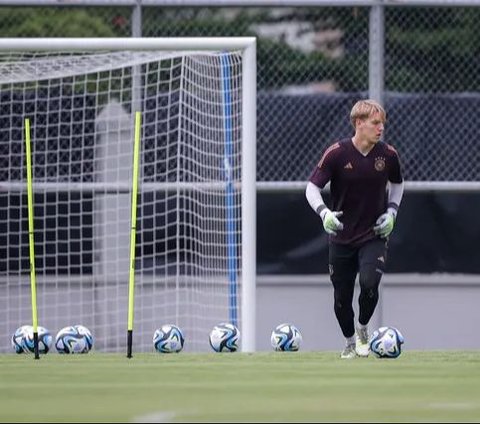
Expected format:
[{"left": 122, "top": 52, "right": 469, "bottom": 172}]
[{"left": 1, "top": 351, "right": 480, "bottom": 423}]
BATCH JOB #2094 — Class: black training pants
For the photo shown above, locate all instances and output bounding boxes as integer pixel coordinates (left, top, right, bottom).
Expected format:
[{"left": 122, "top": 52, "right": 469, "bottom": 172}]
[{"left": 328, "top": 238, "right": 388, "bottom": 338}]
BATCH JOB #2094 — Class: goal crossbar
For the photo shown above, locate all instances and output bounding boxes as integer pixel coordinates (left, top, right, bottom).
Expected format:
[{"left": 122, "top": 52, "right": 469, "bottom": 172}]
[{"left": 0, "top": 37, "right": 256, "bottom": 52}]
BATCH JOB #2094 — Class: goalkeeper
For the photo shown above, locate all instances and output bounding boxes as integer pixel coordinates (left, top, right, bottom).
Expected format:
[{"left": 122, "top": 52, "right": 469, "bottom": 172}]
[{"left": 305, "top": 99, "right": 404, "bottom": 359}]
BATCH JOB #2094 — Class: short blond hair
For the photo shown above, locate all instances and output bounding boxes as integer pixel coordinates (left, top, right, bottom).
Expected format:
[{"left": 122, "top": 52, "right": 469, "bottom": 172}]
[{"left": 350, "top": 99, "right": 386, "bottom": 128}]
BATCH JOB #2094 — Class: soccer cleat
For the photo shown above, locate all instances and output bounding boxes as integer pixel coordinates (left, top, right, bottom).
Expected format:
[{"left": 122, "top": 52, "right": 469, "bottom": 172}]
[
  {"left": 355, "top": 326, "right": 370, "bottom": 357},
  {"left": 340, "top": 343, "right": 357, "bottom": 359}
]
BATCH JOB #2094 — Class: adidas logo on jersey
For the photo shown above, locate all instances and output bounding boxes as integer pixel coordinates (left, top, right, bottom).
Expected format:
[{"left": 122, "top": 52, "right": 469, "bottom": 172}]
[{"left": 344, "top": 162, "right": 353, "bottom": 169}]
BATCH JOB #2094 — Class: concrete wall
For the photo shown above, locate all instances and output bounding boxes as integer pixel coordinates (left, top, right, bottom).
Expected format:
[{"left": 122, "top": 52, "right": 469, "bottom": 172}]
[
  {"left": 2, "top": 274, "right": 479, "bottom": 353},
  {"left": 256, "top": 274, "right": 480, "bottom": 351}
]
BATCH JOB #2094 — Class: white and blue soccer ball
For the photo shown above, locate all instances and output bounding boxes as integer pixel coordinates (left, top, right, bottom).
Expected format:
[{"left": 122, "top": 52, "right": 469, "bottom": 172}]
[
  {"left": 153, "top": 324, "right": 185, "bottom": 353},
  {"left": 369, "top": 326, "right": 404, "bottom": 359},
  {"left": 23, "top": 325, "right": 53, "bottom": 354},
  {"left": 209, "top": 323, "right": 240, "bottom": 352},
  {"left": 55, "top": 325, "right": 94, "bottom": 354},
  {"left": 12, "top": 325, "right": 53, "bottom": 354},
  {"left": 271, "top": 323, "right": 302, "bottom": 352},
  {"left": 11, "top": 325, "right": 31, "bottom": 354}
]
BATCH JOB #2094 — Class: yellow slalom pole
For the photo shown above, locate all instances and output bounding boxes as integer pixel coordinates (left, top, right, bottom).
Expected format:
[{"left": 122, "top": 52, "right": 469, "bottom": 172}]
[
  {"left": 24, "top": 118, "right": 40, "bottom": 360},
  {"left": 127, "top": 111, "right": 142, "bottom": 358}
]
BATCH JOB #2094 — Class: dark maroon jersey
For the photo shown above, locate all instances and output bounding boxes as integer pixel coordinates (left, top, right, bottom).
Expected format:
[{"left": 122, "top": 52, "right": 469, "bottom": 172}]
[{"left": 309, "top": 138, "right": 403, "bottom": 246}]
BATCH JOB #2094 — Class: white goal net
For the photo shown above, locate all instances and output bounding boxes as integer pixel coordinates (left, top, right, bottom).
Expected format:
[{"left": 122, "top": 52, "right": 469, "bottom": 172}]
[{"left": 0, "top": 38, "right": 256, "bottom": 353}]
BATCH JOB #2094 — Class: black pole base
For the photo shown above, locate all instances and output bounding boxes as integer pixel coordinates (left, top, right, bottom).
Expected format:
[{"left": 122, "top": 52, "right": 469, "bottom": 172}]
[
  {"left": 127, "top": 330, "right": 133, "bottom": 358},
  {"left": 33, "top": 332, "right": 40, "bottom": 360}
]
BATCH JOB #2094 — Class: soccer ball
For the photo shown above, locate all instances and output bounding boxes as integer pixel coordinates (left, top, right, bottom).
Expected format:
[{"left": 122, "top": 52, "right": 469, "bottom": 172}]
[
  {"left": 209, "top": 323, "right": 240, "bottom": 352},
  {"left": 271, "top": 323, "right": 302, "bottom": 352},
  {"left": 55, "top": 325, "right": 94, "bottom": 354},
  {"left": 11, "top": 325, "right": 32, "bottom": 354},
  {"left": 369, "top": 326, "right": 404, "bottom": 359},
  {"left": 153, "top": 325, "right": 185, "bottom": 353},
  {"left": 23, "top": 325, "right": 53, "bottom": 354},
  {"left": 12, "top": 325, "right": 53, "bottom": 354}
]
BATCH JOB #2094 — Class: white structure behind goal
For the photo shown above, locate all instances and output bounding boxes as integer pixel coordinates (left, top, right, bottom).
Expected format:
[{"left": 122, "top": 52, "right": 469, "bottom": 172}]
[{"left": 0, "top": 38, "right": 256, "bottom": 353}]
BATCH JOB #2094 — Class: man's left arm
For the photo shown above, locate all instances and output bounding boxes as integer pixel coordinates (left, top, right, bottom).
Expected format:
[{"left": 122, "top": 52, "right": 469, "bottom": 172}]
[
  {"left": 387, "top": 181, "right": 404, "bottom": 217},
  {"left": 374, "top": 181, "right": 404, "bottom": 238},
  {"left": 374, "top": 148, "right": 404, "bottom": 238}
]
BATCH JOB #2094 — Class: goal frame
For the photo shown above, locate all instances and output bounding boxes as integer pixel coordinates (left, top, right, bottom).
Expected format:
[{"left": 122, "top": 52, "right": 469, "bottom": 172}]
[{"left": 0, "top": 37, "right": 257, "bottom": 353}]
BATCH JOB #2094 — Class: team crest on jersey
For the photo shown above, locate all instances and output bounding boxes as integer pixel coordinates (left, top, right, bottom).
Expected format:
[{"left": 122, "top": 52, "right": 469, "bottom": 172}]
[{"left": 374, "top": 157, "right": 386, "bottom": 171}]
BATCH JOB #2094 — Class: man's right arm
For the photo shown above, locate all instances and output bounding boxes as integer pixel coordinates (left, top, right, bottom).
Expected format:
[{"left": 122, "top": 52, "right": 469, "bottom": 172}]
[
  {"left": 306, "top": 144, "right": 344, "bottom": 235},
  {"left": 305, "top": 181, "right": 326, "bottom": 215},
  {"left": 305, "top": 181, "right": 344, "bottom": 236}
]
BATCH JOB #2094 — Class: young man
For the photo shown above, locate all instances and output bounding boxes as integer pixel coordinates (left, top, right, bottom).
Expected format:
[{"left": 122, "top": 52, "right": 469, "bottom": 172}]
[{"left": 305, "top": 99, "right": 404, "bottom": 359}]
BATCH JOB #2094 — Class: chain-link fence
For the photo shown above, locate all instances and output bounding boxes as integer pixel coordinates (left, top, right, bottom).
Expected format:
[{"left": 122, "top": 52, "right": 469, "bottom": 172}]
[{"left": 1, "top": 3, "right": 479, "bottom": 182}]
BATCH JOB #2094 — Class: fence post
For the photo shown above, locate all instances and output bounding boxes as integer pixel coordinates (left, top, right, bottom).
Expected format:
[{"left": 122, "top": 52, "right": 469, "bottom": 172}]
[
  {"left": 132, "top": 0, "right": 142, "bottom": 37},
  {"left": 369, "top": 3, "right": 385, "bottom": 105}
]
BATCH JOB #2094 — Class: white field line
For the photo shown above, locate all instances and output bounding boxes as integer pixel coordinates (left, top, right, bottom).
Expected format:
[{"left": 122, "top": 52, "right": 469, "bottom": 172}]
[
  {"left": 427, "top": 402, "right": 478, "bottom": 411},
  {"left": 132, "top": 411, "right": 176, "bottom": 423}
]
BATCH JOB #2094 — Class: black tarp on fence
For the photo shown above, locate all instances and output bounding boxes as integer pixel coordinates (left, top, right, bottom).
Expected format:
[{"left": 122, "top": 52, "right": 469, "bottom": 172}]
[{"left": 1, "top": 91, "right": 479, "bottom": 274}]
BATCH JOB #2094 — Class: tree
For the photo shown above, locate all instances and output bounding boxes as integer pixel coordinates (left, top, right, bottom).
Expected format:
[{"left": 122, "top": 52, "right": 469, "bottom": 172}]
[{"left": 0, "top": 8, "right": 118, "bottom": 37}]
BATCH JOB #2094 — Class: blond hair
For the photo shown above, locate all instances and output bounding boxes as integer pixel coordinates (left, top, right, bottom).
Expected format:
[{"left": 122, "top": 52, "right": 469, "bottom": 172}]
[{"left": 350, "top": 99, "right": 386, "bottom": 128}]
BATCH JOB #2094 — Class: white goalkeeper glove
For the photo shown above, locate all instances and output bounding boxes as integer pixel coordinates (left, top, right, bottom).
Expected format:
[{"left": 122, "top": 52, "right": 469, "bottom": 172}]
[
  {"left": 318, "top": 208, "right": 344, "bottom": 236},
  {"left": 373, "top": 209, "right": 396, "bottom": 238}
]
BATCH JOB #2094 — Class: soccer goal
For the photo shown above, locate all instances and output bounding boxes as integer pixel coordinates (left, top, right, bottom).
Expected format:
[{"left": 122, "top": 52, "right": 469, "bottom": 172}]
[{"left": 0, "top": 38, "right": 256, "bottom": 353}]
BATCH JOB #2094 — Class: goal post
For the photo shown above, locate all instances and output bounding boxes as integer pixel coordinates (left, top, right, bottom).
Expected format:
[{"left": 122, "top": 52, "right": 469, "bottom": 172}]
[{"left": 0, "top": 37, "right": 257, "bottom": 353}]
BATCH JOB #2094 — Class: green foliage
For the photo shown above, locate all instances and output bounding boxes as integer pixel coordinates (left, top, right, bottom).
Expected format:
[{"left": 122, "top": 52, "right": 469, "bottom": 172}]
[
  {"left": 0, "top": 6, "right": 479, "bottom": 92},
  {"left": 0, "top": 8, "right": 119, "bottom": 37},
  {"left": 386, "top": 7, "right": 480, "bottom": 92},
  {"left": 141, "top": 7, "right": 369, "bottom": 91}
]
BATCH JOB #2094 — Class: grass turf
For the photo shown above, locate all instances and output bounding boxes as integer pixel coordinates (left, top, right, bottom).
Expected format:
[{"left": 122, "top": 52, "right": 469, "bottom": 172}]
[{"left": 1, "top": 351, "right": 480, "bottom": 422}]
